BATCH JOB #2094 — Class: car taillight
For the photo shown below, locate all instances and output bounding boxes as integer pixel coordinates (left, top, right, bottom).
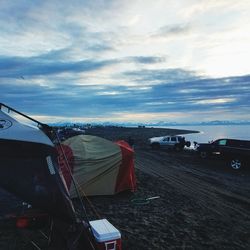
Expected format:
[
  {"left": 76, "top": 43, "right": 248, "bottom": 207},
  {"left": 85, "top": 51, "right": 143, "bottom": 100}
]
[{"left": 16, "top": 217, "right": 30, "bottom": 228}]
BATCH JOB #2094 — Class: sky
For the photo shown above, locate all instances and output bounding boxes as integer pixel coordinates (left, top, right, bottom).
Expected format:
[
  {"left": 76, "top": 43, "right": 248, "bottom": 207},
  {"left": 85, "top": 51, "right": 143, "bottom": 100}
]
[{"left": 1, "top": 0, "right": 250, "bottom": 124}]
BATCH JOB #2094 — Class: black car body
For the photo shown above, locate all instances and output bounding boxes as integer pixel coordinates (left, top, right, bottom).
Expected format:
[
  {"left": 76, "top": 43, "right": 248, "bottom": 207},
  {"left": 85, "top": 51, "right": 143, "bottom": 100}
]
[{"left": 196, "top": 138, "right": 250, "bottom": 170}]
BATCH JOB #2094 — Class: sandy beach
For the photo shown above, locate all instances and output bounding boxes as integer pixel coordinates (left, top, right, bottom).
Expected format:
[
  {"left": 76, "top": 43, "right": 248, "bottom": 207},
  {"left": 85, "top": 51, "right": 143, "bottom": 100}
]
[{"left": 1, "top": 126, "right": 250, "bottom": 249}]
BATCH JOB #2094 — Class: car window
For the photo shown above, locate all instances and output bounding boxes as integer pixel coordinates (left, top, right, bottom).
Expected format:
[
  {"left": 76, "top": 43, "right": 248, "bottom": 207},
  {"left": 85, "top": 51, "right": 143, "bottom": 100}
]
[
  {"left": 178, "top": 136, "right": 184, "bottom": 142},
  {"left": 163, "top": 137, "right": 169, "bottom": 141},
  {"left": 171, "top": 137, "right": 177, "bottom": 142},
  {"left": 218, "top": 139, "right": 227, "bottom": 146}
]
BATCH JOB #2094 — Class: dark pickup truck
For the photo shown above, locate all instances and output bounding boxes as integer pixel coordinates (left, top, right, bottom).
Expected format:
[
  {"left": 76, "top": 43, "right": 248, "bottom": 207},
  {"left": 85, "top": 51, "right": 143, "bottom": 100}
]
[{"left": 196, "top": 138, "right": 250, "bottom": 170}]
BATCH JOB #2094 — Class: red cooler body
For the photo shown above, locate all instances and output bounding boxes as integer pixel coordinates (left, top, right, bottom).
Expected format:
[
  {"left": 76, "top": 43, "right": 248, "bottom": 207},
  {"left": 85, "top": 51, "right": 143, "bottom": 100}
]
[{"left": 89, "top": 219, "right": 122, "bottom": 250}]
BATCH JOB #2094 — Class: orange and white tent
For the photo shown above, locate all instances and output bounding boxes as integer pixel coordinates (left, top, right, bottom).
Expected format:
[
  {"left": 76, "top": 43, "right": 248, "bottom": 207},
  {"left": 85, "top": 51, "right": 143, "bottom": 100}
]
[{"left": 57, "top": 135, "right": 136, "bottom": 197}]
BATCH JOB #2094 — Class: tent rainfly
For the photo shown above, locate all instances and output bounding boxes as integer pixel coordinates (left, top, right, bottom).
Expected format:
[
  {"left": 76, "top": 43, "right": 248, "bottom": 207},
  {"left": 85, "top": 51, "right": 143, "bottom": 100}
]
[{"left": 57, "top": 135, "right": 136, "bottom": 197}]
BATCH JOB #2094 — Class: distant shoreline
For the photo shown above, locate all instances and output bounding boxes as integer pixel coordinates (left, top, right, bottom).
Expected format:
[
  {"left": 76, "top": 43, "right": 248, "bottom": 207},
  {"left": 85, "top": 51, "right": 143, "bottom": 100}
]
[{"left": 50, "top": 122, "right": 250, "bottom": 129}]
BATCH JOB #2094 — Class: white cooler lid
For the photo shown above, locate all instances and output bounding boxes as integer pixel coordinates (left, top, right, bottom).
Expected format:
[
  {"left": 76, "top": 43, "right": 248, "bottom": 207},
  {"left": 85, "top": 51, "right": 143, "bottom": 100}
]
[{"left": 89, "top": 219, "right": 121, "bottom": 242}]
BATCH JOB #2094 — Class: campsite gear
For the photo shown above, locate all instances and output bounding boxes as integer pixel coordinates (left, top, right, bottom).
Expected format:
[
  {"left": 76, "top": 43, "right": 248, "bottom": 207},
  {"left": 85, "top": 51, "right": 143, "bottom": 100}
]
[
  {"left": 131, "top": 196, "right": 160, "bottom": 205},
  {"left": 0, "top": 103, "right": 122, "bottom": 249},
  {"left": 57, "top": 135, "right": 136, "bottom": 197},
  {"left": 90, "top": 219, "right": 122, "bottom": 250},
  {"left": 0, "top": 103, "right": 76, "bottom": 223}
]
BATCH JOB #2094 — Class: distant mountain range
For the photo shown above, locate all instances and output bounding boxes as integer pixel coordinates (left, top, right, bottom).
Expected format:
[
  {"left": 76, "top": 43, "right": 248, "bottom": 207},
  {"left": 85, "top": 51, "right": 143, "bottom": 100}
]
[{"left": 49, "top": 120, "right": 250, "bottom": 127}]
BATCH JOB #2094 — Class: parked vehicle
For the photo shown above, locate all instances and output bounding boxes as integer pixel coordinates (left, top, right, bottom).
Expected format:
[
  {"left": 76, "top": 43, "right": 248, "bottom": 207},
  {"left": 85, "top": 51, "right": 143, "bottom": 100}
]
[
  {"left": 57, "top": 127, "right": 85, "bottom": 141},
  {"left": 149, "top": 135, "right": 191, "bottom": 151},
  {"left": 196, "top": 138, "right": 250, "bottom": 170}
]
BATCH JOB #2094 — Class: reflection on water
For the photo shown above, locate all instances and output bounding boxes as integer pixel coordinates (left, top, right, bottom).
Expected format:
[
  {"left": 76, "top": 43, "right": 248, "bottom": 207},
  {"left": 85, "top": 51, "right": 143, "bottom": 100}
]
[{"left": 166, "top": 125, "right": 250, "bottom": 149}]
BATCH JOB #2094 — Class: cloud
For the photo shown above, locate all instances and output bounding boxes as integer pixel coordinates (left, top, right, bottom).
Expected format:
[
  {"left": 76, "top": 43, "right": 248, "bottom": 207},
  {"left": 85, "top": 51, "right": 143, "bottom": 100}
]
[
  {"left": 157, "top": 24, "right": 192, "bottom": 37},
  {"left": 86, "top": 44, "right": 115, "bottom": 52},
  {"left": 0, "top": 54, "right": 117, "bottom": 78},
  {"left": 123, "top": 68, "right": 199, "bottom": 84},
  {"left": 1, "top": 72, "right": 250, "bottom": 122},
  {"left": 193, "top": 98, "right": 236, "bottom": 105},
  {"left": 126, "top": 56, "right": 166, "bottom": 64},
  {"left": 1, "top": 1, "right": 250, "bottom": 123}
]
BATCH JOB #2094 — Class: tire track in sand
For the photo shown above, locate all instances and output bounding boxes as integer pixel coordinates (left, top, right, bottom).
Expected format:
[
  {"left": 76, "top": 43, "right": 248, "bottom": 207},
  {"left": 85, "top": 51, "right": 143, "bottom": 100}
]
[{"left": 135, "top": 149, "right": 250, "bottom": 223}]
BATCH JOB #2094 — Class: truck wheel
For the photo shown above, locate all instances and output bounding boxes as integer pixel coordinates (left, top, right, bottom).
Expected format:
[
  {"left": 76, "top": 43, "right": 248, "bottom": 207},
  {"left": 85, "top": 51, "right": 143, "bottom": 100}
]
[
  {"left": 151, "top": 143, "right": 160, "bottom": 150},
  {"left": 200, "top": 151, "right": 207, "bottom": 159},
  {"left": 230, "top": 158, "right": 242, "bottom": 170}
]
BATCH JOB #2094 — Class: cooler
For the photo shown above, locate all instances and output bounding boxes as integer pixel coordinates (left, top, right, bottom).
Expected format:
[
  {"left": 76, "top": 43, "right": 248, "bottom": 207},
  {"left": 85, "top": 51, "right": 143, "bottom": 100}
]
[{"left": 89, "top": 219, "right": 122, "bottom": 250}]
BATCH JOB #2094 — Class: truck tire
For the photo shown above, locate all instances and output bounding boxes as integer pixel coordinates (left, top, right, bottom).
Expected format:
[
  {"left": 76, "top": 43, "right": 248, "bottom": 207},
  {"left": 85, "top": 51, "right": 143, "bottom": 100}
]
[
  {"left": 230, "top": 158, "right": 242, "bottom": 170},
  {"left": 151, "top": 143, "right": 160, "bottom": 150}
]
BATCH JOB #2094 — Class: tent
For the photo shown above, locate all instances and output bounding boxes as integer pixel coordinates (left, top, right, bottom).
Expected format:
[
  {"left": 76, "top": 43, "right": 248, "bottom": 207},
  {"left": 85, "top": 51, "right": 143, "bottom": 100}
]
[{"left": 57, "top": 135, "right": 136, "bottom": 197}]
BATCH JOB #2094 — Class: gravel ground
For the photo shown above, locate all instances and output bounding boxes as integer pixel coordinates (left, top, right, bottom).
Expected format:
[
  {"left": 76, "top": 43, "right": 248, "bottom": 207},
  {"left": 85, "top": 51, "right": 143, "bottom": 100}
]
[{"left": 1, "top": 126, "right": 250, "bottom": 249}]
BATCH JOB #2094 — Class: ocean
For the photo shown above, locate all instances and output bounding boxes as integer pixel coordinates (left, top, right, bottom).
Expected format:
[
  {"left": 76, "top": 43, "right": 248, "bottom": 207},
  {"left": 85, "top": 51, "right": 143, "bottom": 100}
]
[{"left": 163, "top": 124, "right": 250, "bottom": 148}]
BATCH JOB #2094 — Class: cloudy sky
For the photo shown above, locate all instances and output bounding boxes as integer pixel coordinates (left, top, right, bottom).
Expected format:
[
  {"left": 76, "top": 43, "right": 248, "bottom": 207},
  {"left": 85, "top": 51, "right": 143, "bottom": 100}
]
[{"left": 1, "top": 0, "right": 250, "bottom": 124}]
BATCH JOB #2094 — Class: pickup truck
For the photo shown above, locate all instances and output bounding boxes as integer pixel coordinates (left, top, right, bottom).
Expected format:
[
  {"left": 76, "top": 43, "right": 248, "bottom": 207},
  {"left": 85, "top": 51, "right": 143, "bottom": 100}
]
[
  {"left": 196, "top": 138, "right": 250, "bottom": 170},
  {"left": 149, "top": 135, "right": 191, "bottom": 151}
]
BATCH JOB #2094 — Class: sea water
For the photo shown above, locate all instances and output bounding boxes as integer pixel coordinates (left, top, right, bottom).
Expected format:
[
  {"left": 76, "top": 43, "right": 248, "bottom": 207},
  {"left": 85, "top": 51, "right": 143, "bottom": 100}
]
[{"left": 163, "top": 125, "right": 250, "bottom": 148}]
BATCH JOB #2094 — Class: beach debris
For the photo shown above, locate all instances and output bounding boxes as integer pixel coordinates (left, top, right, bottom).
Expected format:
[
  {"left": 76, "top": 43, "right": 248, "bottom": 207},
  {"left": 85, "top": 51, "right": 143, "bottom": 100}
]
[{"left": 131, "top": 196, "right": 160, "bottom": 205}]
